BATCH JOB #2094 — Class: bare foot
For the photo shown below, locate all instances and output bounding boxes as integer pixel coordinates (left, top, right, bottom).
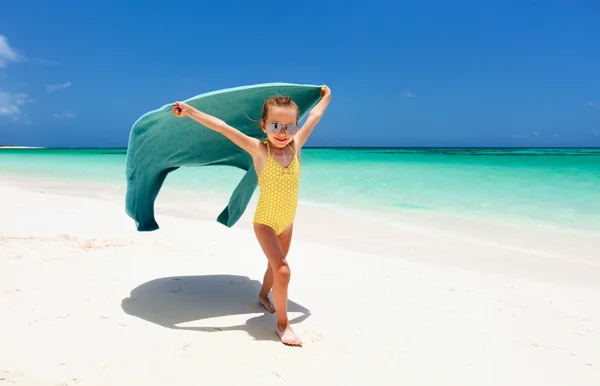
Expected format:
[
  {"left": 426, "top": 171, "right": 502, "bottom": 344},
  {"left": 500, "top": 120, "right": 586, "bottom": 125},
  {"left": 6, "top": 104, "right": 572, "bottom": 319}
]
[
  {"left": 276, "top": 324, "right": 302, "bottom": 347},
  {"left": 258, "top": 296, "right": 275, "bottom": 313}
]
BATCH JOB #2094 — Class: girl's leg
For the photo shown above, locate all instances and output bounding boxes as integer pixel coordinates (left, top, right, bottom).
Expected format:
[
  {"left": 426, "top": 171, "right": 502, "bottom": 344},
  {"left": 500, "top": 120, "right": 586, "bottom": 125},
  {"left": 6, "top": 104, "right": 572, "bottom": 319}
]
[
  {"left": 253, "top": 223, "right": 302, "bottom": 346},
  {"left": 259, "top": 224, "right": 293, "bottom": 312},
  {"left": 259, "top": 265, "right": 276, "bottom": 312}
]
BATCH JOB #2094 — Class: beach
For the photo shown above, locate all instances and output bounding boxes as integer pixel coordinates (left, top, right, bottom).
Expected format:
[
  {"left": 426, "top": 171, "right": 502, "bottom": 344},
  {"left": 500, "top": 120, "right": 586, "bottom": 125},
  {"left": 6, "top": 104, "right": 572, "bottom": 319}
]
[
  {"left": 1, "top": 147, "right": 600, "bottom": 385},
  {"left": 2, "top": 165, "right": 600, "bottom": 385}
]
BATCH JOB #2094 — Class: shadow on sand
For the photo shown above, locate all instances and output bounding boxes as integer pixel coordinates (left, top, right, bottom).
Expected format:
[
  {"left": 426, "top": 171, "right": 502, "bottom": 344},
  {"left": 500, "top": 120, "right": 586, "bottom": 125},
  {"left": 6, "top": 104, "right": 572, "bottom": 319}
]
[{"left": 121, "top": 274, "right": 311, "bottom": 343}]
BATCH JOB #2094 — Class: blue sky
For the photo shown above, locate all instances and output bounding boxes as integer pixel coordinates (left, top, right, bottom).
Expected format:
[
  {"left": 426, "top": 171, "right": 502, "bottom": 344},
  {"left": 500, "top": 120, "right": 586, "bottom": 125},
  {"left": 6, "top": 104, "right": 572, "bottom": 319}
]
[{"left": 1, "top": 0, "right": 599, "bottom": 147}]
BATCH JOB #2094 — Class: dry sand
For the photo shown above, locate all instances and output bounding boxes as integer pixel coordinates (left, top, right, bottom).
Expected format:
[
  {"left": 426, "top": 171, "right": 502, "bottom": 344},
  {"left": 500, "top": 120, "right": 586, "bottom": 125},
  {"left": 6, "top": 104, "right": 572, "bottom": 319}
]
[{"left": 1, "top": 181, "right": 599, "bottom": 385}]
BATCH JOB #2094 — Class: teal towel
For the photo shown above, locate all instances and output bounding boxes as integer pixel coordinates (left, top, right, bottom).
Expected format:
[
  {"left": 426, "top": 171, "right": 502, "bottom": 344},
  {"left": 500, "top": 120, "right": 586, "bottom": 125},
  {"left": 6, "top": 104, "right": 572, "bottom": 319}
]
[{"left": 125, "top": 82, "right": 323, "bottom": 231}]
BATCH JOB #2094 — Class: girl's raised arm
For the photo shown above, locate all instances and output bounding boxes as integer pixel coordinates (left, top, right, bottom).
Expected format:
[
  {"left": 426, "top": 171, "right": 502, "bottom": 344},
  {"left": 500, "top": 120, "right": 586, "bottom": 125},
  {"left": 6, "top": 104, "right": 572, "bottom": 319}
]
[
  {"left": 173, "top": 101, "right": 261, "bottom": 156},
  {"left": 294, "top": 85, "right": 331, "bottom": 148}
]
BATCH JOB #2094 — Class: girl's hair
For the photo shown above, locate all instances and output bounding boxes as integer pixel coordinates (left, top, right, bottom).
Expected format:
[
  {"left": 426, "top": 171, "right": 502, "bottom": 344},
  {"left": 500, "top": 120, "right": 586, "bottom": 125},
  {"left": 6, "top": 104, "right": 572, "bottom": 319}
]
[{"left": 261, "top": 95, "right": 299, "bottom": 124}]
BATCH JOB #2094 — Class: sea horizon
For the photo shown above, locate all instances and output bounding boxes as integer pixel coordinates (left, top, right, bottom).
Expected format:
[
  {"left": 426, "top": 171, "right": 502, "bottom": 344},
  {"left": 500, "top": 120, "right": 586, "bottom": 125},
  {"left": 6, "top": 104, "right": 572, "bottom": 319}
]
[{"left": 2, "top": 145, "right": 599, "bottom": 150}]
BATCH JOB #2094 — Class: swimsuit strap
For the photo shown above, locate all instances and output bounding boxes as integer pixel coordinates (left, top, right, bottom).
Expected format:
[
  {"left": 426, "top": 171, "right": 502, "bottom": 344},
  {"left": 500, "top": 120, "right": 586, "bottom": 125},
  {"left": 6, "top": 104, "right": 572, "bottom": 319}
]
[{"left": 265, "top": 141, "right": 296, "bottom": 164}]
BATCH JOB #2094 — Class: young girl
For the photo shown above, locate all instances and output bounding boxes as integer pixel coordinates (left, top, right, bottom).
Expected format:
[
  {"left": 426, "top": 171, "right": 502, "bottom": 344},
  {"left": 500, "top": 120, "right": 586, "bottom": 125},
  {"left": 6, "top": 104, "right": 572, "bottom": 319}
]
[{"left": 172, "top": 85, "right": 331, "bottom": 346}]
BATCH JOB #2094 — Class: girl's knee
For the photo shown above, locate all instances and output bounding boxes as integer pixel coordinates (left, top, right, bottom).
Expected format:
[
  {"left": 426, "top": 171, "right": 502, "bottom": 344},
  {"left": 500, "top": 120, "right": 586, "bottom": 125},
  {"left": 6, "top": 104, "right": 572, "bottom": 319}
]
[{"left": 274, "top": 262, "right": 291, "bottom": 284}]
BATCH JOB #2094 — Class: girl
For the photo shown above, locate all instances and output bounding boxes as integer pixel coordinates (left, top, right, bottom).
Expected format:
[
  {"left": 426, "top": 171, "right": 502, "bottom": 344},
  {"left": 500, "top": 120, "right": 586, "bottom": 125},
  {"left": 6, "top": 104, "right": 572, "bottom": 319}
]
[{"left": 172, "top": 85, "right": 331, "bottom": 346}]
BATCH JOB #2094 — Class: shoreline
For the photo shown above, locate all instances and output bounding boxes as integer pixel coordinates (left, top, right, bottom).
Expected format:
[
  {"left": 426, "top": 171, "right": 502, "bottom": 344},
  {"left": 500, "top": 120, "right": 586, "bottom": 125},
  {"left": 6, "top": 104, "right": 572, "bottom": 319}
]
[
  {"left": 2, "top": 166, "right": 600, "bottom": 235},
  {"left": 2, "top": 176, "right": 599, "bottom": 288}
]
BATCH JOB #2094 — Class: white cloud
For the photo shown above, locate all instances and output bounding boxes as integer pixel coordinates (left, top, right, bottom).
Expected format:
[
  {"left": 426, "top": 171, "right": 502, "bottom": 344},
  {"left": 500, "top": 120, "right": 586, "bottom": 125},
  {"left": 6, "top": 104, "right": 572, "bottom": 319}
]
[
  {"left": 401, "top": 90, "right": 415, "bottom": 98},
  {"left": 33, "top": 57, "right": 59, "bottom": 66},
  {"left": 0, "top": 35, "right": 22, "bottom": 67},
  {"left": 0, "top": 35, "right": 57, "bottom": 68},
  {"left": 53, "top": 112, "right": 76, "bottom": 119},
  {"left": 588, "top": 101, "right": 600, "bottom": 110},
  {"left": 46, "top": 81, "right": 71, "bottom": 92},
  {"left": 0, "top": 90, "right": 32, "bottom": 120}
]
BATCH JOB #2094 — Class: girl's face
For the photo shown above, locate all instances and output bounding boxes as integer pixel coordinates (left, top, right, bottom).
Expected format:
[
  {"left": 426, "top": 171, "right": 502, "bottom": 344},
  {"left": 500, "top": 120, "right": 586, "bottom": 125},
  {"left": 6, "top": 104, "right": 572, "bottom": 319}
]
[{"left": 261, "top": 106, "right": 298, "bottom": 148}]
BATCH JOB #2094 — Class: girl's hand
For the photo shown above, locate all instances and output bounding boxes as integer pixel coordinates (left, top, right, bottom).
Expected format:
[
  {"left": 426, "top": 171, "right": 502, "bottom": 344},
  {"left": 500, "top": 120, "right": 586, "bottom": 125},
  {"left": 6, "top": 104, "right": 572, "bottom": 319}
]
[
  {"left": 320, "top": 85, "right": 331, "bottom": 97},
  {"left": 172, "top": 101, "right": 190, "bottom": 117}
]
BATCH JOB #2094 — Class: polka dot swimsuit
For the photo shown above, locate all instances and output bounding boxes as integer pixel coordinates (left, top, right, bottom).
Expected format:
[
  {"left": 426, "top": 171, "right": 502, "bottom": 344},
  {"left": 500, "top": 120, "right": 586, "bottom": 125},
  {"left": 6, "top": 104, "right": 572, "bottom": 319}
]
[{"left": 253, "top": 141, "right": 301, "bottom": 235}]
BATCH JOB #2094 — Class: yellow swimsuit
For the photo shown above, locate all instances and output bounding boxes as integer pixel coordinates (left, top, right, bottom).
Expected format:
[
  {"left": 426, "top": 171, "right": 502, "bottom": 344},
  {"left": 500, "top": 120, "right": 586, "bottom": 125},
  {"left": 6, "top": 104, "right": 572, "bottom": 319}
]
[{"left": 253, "top": 141, "right": 301, "bottom": 235}]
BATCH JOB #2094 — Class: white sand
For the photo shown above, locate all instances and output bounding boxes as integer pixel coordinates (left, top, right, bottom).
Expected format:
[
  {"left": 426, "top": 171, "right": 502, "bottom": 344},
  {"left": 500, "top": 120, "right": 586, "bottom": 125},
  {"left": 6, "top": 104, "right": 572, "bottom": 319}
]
[{"left": 1, "top": 180, "right": 599, "bottom": 385}]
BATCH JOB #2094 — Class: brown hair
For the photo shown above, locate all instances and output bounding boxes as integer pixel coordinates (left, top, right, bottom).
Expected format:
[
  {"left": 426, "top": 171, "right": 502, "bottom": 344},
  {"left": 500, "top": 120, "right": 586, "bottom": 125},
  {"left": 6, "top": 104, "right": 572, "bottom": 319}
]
[{"left": 261, "top": 95, "right": 299, "bottom": 124}]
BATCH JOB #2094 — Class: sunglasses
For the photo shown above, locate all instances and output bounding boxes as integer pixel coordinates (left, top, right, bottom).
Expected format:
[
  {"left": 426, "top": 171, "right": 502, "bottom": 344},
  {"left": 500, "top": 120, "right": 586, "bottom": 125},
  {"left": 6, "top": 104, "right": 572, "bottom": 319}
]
[{"left": 266, "top": 122, "right": 299, "bottom": 136}]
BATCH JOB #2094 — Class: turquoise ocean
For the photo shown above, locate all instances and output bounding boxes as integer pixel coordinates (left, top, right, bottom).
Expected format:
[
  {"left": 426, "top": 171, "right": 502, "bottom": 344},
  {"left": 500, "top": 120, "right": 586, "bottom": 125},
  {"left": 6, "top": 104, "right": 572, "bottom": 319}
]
[{"left": 1, "top": 147, "right": 599, "bottom": 232}]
